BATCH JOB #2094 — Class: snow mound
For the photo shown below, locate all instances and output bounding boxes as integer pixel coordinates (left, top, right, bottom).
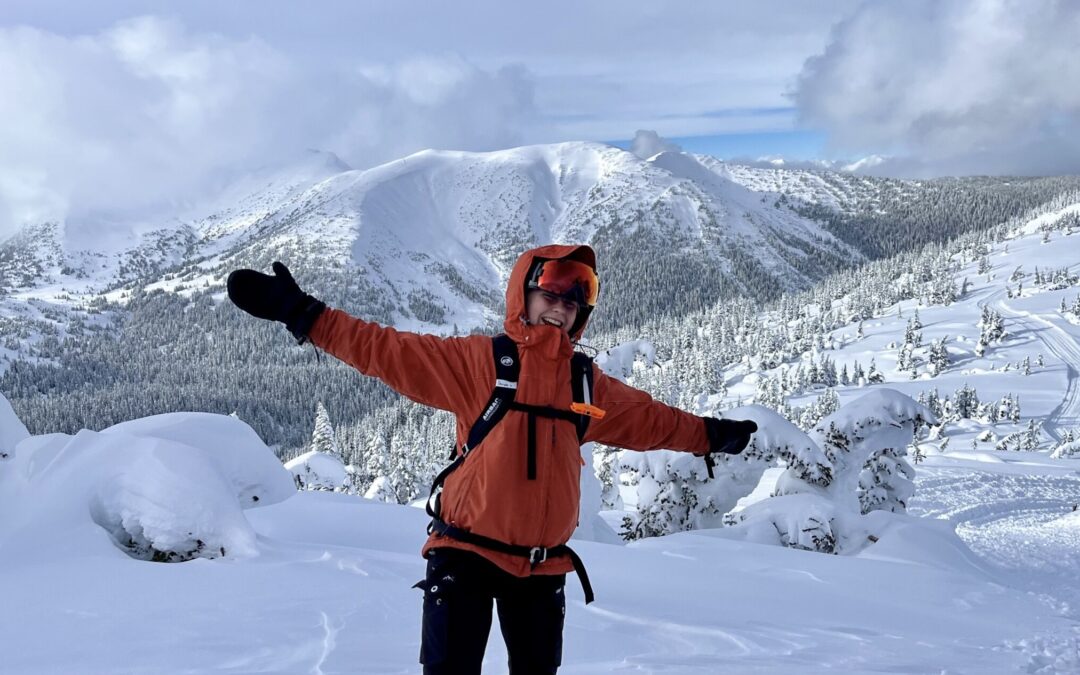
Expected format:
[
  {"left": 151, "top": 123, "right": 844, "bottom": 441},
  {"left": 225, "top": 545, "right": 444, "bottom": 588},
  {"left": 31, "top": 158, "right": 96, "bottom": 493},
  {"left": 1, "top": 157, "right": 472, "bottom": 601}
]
[
  {"left": 0, "top": 413, "right": 294, "bottom": 562},
  {"left": 284, "top": 449, "right": 347, "bottom": 490},
  {"left": 0, "top": 393, "right": 29, "bottom": 461},
  {"left": 103, "top": 413, "right": 296, "bottom": 507}
]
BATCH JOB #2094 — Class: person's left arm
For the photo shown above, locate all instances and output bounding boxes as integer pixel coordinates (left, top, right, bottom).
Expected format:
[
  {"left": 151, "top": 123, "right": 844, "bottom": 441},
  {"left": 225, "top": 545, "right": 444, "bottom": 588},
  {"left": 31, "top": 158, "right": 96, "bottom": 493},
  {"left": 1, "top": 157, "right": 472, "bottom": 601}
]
[
  {"left": 584, "top": 367, "right": 710, "bottom": 452},
  {"left": 584, "top": 366, "right": 757, "bottom": 459}
]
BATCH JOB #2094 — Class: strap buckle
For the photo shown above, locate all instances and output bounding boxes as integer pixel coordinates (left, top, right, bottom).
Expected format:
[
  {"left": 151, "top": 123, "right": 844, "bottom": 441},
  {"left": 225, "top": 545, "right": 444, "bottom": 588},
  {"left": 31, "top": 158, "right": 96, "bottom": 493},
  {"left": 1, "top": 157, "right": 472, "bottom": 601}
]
[
  {"left": 529, "top": 546, "right": 548, "bottom": 565},
  {"left": 570, "top": 402, "right": 606, "bottom": 419}
]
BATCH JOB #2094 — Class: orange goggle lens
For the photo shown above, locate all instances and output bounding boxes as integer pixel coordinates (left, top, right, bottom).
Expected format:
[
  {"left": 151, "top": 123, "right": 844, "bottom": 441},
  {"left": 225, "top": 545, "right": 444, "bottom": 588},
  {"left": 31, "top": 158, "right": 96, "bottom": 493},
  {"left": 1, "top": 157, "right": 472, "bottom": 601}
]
[{"left": 528, "top": 259, "right": 599, "bottom": 307}]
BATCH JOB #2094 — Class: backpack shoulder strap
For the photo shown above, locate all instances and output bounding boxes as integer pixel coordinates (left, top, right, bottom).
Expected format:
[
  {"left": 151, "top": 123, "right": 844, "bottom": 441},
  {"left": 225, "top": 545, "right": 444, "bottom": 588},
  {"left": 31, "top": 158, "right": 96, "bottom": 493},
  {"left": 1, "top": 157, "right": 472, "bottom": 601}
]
[
  {"left": 463, "top": 334, "right": 520, "bottom": 455},
  {"left": 427, "top": 334, "right": 519, "bottom": 520},
  {"left": 570, "top": 351, "right": 595, "bottom": 443}
]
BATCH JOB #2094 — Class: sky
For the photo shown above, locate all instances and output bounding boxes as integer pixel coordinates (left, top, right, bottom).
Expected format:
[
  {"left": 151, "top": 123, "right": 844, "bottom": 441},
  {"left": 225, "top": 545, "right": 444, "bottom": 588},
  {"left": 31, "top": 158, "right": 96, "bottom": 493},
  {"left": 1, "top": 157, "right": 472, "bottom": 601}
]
[{"left": 1, "top": 0, "right": 1079, "bottom": 237}]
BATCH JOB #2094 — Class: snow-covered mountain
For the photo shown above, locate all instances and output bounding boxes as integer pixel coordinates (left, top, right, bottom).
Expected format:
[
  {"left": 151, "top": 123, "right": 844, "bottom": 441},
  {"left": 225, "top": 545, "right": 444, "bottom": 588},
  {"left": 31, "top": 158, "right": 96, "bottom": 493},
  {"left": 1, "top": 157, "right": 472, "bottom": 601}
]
[
  {"left": 0, "top": 142, "right": 872, "bottom": 337},
  {"left": 7, "top": 141, "right": 1076, "bottom": 349},
  {"left": 3, "top": 142, "right": 1079, "bottom": 447}
]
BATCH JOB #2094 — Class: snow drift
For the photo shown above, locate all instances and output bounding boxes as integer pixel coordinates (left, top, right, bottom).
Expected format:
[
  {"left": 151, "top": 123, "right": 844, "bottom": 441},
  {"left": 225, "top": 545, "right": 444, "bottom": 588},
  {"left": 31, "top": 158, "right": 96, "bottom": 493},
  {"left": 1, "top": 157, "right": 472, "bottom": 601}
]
[{"left": 0, "top": 410, "right": 294, "bottom": 562}]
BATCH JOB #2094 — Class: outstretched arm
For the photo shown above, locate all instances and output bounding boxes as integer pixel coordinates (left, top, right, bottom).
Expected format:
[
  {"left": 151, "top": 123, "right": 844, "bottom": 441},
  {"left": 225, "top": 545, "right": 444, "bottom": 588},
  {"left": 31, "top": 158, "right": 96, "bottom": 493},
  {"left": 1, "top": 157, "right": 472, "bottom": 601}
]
[
  {"left": 585, "top": 368, "right": 757, "bottom": 471},
  {"left": 585, "top": 368, "right": 710, "bottom": 452},
  {"left": 227, "top": 262, "right": 481, "bottom": 414},
  {"left": 308, "top": 308, "right": 480, "bottom": 413}
]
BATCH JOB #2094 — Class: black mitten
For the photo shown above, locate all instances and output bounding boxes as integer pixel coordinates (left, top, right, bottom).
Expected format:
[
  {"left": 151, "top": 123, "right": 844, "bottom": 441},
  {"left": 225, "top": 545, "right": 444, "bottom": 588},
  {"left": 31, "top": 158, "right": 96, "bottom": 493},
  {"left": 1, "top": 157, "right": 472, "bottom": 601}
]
[
  {"left": 227, "top": 262, "right": 326, "bottom": 342},
  {"left": 703, "top": 417, "right": 758, "bottom": 455}
]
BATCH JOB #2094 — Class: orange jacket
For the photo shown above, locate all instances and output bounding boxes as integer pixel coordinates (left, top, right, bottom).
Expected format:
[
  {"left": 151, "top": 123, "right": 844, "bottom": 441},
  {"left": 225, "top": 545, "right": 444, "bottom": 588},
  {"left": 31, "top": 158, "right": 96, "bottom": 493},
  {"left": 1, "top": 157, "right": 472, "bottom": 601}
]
[{"left": 309, "top": 244, "right": 709, "bottom": 576}]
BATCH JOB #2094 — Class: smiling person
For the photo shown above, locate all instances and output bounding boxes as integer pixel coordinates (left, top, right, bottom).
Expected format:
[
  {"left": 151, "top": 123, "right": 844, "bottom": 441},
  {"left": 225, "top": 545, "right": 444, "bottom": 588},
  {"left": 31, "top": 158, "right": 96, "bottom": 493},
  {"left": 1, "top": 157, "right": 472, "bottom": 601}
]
[{"left": 226, "top": 244, "right": 758, "bottom": 674}]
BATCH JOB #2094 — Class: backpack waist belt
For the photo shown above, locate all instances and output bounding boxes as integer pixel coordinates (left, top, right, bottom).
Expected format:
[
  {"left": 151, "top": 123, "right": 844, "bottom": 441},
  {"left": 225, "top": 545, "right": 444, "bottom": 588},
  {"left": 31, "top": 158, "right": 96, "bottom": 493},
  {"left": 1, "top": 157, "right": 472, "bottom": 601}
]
[{"left": 429, "top": 518, "right": 594, "bottom": 604}]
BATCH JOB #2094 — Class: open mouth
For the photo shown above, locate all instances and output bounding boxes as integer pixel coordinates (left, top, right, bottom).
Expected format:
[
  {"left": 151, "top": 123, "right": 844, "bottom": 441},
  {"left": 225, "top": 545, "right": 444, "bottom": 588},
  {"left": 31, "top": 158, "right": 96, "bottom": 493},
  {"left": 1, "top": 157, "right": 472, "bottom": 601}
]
[{"left": 541, "top": 317, "right": 564, "bottom": 327}]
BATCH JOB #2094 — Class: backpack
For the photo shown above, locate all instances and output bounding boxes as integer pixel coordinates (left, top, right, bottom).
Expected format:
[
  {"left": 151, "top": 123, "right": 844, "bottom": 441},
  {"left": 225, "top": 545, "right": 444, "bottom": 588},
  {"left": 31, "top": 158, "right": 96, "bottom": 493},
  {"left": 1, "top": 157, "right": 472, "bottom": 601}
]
[{"left": 424, "top": 333, "right": 599, "bottom": 603}]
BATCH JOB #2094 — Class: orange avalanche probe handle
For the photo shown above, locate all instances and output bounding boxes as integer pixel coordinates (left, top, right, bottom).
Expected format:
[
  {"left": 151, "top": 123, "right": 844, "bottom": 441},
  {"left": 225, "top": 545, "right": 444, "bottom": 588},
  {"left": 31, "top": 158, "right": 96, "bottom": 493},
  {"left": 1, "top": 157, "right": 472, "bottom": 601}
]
[{"left": 571, "top": 402, "right": 607, "bottom": 419}]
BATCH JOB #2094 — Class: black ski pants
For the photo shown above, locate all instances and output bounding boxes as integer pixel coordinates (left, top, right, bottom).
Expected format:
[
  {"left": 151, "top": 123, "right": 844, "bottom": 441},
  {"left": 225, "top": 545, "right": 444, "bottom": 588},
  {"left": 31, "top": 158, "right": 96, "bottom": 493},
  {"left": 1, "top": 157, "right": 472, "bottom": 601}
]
[{"left": 417, "top": 547, "right": 567, "bottom": 674}]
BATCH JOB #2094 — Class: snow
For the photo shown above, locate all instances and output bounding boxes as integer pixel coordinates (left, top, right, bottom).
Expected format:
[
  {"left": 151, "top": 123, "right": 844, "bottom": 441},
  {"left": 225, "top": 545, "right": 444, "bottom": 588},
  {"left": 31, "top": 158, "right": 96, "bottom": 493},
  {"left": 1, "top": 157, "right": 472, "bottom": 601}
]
[
  {"left": 594, "top": 339, "right": 657, "bottom": 382},
  {"left": 3, "top": 396, "right": 1079, "bottom": 673},
  {"left": 0, "top": 412, "right": 293, "bottom": 564},
  {"left": 3, "top": 188, "right": 1080, "bottom": 671},
  {"left": 0, "top": 392, "right": 29, "bottom": 459},
  {"left": 285, "top": 449, "right": 349, "bottom": 491}
]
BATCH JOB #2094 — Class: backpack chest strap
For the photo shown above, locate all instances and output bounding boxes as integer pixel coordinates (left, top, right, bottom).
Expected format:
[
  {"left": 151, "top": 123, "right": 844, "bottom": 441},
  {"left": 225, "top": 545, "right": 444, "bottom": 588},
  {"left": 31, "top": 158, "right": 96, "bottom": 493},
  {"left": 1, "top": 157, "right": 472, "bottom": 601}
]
[{"left": 507, "top": 401, "right": 585, "bottom": 479}]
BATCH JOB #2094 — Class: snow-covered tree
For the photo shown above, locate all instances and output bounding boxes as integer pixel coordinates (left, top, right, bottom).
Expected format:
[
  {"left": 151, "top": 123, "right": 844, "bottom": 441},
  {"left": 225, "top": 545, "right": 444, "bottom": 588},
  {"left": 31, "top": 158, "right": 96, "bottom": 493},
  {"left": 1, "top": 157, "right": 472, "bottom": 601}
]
[
  {"left": 795, "top": 388, "right": 839, "bottom": 431},
  {"left": 928, "top": 336, "right": 950, "bottom": 375},
  {"left": 308, "top": 401, "right": 340, "bottom": 459},
  {"left": 618, "top": 406, "right": 794, "bottom": 541},
  {"left": 952, "top": 384, "right": 980, "bottom": 419},
  {"left": 1022, "top": 419, "right": 1042, "bottom": 451},
  {"left": 1050, "top": 430, "right": 1080, "bottom": 459},
  {"left": 726, "top": 390, "right": 933, "bottom": 554},
  {"left": 976, "top": 307, "right": 1006, "bottom": 356},
  {"left": 866, "top": 359, "right": 885, "bottom": 384}
]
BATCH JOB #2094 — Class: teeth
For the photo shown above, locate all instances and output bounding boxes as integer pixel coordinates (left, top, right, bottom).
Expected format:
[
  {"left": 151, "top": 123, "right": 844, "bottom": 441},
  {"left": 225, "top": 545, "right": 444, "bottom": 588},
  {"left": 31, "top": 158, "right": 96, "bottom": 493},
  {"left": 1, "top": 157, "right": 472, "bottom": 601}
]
[{"left": 542, "top": 318, "right": 563, "bottom": 327}]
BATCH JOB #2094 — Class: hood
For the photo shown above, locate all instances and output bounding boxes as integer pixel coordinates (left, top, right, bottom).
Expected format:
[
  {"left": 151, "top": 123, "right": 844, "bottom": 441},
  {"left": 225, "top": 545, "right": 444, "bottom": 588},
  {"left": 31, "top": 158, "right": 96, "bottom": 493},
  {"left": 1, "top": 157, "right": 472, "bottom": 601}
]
[{"left": 504, "top": 244, "right": 597, "bottom": 347}]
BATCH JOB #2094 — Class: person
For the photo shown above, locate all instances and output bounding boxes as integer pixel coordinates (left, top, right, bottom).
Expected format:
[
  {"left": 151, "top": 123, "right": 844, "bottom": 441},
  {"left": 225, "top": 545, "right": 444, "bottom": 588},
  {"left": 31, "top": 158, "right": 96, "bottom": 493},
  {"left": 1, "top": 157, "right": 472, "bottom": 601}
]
[{"left": 227, "top": 244, "right": 758, "bottom": 674}]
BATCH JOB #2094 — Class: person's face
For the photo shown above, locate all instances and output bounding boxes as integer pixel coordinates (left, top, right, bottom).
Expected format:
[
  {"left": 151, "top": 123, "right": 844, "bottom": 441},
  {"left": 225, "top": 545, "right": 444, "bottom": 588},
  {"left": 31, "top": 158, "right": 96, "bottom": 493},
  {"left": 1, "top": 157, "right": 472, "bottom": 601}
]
[{"left": 526, "top": 289, "right": 579, "bottom": 335}]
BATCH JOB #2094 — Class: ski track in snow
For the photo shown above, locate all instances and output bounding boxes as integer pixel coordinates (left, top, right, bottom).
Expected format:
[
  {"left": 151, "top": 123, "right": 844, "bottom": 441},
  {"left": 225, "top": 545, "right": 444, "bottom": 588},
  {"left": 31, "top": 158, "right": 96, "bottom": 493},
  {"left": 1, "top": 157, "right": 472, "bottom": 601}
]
[
  {"left": 990, "top": 293, "right": 1080, "bottom": 442},
  {"left": 911, "top": 467, "right": 1080, "bottom": 671},
  {"left": 313, "top": 611, "right": 340, "bottom": 675},
  {"left": 911, "top": 468, "right": 1080, "bottom": 612}
]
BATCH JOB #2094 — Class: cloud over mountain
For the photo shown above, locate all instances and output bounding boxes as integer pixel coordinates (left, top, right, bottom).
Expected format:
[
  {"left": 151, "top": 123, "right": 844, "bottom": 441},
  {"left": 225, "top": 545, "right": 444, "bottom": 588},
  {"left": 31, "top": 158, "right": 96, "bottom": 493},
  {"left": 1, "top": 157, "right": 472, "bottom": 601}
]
[
  {"left": 794, "top": 0, "right": 1080, "bottom": 177},
  {"left": 0, "top": 17, "right": 534, "bottom": 238}
]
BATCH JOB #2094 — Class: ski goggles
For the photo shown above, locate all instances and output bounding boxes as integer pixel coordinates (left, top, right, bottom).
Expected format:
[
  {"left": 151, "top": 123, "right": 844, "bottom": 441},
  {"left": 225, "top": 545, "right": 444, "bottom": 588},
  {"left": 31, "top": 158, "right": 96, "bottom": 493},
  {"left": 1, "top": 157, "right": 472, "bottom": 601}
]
[{"left": 526, "top": 258, "right": 599, "bottom": 307}]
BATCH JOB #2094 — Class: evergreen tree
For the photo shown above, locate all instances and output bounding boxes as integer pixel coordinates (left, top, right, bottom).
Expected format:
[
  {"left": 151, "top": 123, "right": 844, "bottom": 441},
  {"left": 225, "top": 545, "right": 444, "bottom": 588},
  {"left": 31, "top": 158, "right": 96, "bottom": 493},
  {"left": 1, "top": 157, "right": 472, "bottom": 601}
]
[
  {"left": 928, "top": 336, "right": 950, "bottom": 376},
  {"left": 1022, "top": 419, "right": 1041, "bottom": 451},
  {"left": 866, "top": 359, "right": 885, "bottom": 384},
  {"left": 309, "top": 401, "right": 340, "bottom": 458}
]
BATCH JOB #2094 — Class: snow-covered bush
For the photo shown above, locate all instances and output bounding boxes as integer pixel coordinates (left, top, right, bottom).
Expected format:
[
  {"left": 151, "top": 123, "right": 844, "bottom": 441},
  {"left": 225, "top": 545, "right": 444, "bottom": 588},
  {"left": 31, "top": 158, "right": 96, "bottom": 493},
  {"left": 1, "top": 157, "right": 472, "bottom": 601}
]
[
  {"left": 1050, "top": 430, "right": 1080, "bottom": 459},
  {"left": 0, "top": 412, "right": 294, "bottom": 563},
  {"left": 285, "top": 449, "right": 348, "bottom": 491},
  {"left": 725, "top": 389, "right": 934, "bottom": 554},
  {"left": 618, "top": 450, "right": 720, "bottom": 540},
  {"left": 594, "top": 339, "right": 657, "bottom": 383},
  {"left": 619, "top": 405, "right": 818, "bottom": 540},
  {"left": 812, "top": 389, "right": 933, "bottom": 516}
]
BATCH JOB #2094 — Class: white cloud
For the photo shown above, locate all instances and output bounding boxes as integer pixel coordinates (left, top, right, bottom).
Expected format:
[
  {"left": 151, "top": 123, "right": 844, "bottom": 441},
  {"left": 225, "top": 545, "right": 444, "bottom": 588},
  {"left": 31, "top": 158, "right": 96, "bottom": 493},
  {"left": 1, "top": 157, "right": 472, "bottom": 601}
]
[
  {"left": 794, "top": 0, "right": 1080, "bottom": 177},
  {"left": 0, "top": 18, "right": 535, "bottom": 238},
  {"left": 630, "top": 130, "right": 682, "bottom": 159}
]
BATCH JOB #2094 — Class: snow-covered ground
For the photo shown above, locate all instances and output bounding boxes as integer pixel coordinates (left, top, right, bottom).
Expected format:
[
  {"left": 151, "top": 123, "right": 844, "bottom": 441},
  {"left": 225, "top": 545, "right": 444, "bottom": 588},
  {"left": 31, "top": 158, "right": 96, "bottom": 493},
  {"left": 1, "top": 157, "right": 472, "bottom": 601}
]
[
  {"left": 3, "top": 205, "right": 1080, "bottom": 673},
  {"left": 2, "top": 405, "right": 1079, "bottom": 674}
]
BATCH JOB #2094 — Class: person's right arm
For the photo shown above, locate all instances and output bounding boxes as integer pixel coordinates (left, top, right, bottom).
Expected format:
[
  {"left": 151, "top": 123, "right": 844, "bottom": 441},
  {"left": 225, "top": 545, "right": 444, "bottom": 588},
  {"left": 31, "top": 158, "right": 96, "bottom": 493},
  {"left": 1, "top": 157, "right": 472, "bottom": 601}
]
[
  {"left": 226, "top": 262, "right": 481, "bottom": 414},
  {"left": 309, "top": 308, "right": 480, "bottom": 413}
]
